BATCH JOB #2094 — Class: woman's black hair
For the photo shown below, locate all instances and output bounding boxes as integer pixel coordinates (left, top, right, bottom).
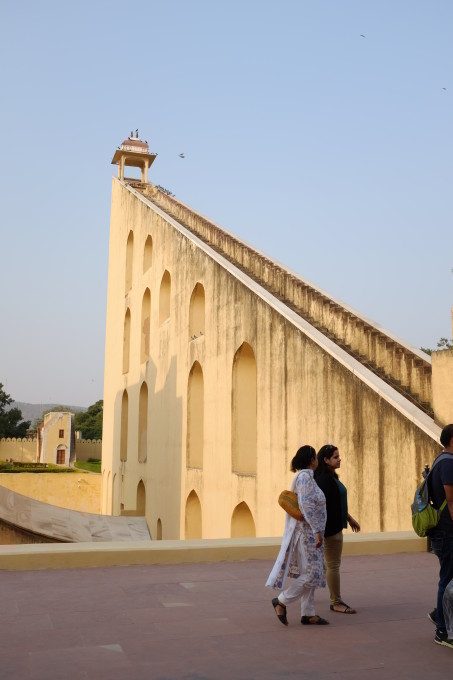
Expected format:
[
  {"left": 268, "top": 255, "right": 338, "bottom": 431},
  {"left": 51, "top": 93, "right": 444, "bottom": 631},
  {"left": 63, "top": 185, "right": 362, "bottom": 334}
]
[
  {"left": 315, "top": 444, "right": 339, "bottom": 479},
  {"left": 291, "top": 445, "right": 316, "bottom": 472}
]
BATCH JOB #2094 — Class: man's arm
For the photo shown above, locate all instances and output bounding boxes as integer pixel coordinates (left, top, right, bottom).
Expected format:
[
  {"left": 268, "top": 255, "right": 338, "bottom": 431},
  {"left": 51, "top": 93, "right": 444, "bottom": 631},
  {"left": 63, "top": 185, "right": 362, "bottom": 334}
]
[{"left": 444, "top": 484, "right": 453, "bottom": 521}]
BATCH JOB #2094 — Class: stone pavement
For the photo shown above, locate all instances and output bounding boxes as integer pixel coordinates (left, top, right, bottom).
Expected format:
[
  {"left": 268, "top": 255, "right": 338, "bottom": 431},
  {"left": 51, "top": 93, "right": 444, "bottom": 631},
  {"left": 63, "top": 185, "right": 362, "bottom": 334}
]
[{"left": 0, "top": 552, "right": 451, "bottom": 679}]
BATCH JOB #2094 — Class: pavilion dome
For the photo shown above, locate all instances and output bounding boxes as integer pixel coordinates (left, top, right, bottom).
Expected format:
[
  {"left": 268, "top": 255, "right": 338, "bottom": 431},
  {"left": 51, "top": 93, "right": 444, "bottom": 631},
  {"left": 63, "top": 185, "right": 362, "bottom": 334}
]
[{"left": 120, "top": 136, "right": 149, "bottom": 152}]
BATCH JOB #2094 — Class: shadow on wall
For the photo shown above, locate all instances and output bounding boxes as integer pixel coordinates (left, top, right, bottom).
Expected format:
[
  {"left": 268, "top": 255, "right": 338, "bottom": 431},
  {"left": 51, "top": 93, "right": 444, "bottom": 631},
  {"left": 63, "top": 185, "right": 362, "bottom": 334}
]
[{"left": 106, "top": 353, "right": 183, "bottom": 540}]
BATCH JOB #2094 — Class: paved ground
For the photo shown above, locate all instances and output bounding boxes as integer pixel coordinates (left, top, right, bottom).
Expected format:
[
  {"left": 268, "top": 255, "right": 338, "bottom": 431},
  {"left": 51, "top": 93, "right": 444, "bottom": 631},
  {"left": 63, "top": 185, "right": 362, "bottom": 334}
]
[{"left": 0, "top": 552, "right": 451, "bottom": 679}]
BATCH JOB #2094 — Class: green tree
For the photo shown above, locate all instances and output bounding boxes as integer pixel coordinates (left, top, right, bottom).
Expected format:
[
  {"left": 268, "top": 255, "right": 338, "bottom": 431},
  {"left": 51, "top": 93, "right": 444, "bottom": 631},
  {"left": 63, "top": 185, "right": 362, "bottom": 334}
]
[
  {"left": 0, "top": 383, "right": 30, "bottom": 437},
  {"left": 74, "top": 400, "right": 103, "bottom": 439},
  {"left": 420, "top": 337, "right": 453, "bottom": 356}
]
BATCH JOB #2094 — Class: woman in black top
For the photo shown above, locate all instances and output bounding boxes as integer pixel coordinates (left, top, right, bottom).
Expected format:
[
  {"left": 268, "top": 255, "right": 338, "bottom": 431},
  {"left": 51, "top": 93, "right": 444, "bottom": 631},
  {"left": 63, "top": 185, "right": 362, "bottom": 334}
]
[{"left": 314, "top": 444, "right": 360, "bottom": 613}]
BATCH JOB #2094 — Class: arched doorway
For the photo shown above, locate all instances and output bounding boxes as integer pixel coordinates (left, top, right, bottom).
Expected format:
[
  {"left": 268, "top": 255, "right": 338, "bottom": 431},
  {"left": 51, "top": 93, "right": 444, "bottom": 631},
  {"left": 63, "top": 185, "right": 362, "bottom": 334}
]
[
  {"left": 140, "top": 288, "right": 151, "bottom": 362},
  {"left": 123, "top": 308, "right": 131, "bottom": 374},
  {"left": 159, "top": 270, "right": 171, "bottom": 324},
  {"left": 231, "top": 502, "right": 256, "bottom": 538},
  {"left": 231, "top": 343, "right": 257, "bottom": 474},
  {"left": 120, "top": 389, "right": 128, "bottom": 462},
  {"left": 136, "top": 480, "right": 146, "bottom": 516},
  {"left": 125, "top": 231, "right": 134, "bottom": 293},
  {"left": 189, "top": 283, "right": 205, "bottom": 337},
  {"left": 186, "top": 361, "right": 204, "bottom": 468},
  {"left": 156, "top": 518, "right": 162, "bottom": 540},
  {"left": 143, "top": 235, "right": 153, "bottom": 273},
  {"left": 185, "top": 490, "right": 202, "bottom": 539},
  {"left": 138, "top": 382, "right": 148, "bottom": 463}
]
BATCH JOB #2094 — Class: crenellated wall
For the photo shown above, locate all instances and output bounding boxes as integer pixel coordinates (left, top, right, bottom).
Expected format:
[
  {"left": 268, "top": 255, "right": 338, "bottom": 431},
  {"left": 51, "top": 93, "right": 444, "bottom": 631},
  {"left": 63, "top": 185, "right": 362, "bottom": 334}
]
[
  {"left": 142, "top": 185, "right": 432, "bottom": 413},
  {"left": 0, "top": 438, "right": 37, "bottom": 462},
  {"left": 0, "top": 438, "right": 102, "bottom": 463},
  {"left": 74, "top": 439, "right": 102, "bottom": 461}
]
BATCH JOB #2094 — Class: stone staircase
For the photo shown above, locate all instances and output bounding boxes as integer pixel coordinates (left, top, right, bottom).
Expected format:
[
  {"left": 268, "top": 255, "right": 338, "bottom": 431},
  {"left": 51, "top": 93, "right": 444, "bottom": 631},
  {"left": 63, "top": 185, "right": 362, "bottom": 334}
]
[{"left": 136, "top": 183, "right": 433, "bottom": 416}]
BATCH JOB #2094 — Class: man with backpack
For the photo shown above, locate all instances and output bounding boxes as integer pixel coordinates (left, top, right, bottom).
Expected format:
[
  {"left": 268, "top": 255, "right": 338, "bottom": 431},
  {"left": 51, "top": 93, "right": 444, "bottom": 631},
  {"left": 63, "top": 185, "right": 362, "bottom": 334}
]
[{"left": 428, "top": 423, "right": 453, "bottom": 648}]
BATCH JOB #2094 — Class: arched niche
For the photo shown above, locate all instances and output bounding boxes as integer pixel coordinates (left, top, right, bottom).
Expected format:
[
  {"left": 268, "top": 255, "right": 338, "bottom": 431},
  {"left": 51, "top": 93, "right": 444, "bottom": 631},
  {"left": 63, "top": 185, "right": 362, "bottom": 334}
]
[
  {"left": 138, "top": 382, "right": 148, "bottom": 463},
  {"left": 231, "top": 343, "right": 257, "bottom": 474},
  {"left": 106, "top": 471, "right": 112, "bottom": 513},
  {"left": 140, "top": 288, "right": 151, "bottom": 363},
  {"left": 125, "top": 231, "right": 134, "bottom": 293},
  {"left": 123, "top": 308, "right": 131, "bottom": 374},
  {"left": 143, "top": 235, "right": 153, "bottom": 273},
  {"left": 112, "top": 473, "right": 118, "bottom": 514},
  {"left": 159, "top": 270, "right": 171, "bottom": 324},
  {"left": 156, "top": 518, "right": 162, "bottom": 540},
  {"left": 136, "top": 480, "right": 146, "bottom": 516},
  {"left": 231, "top": 501, "right": 256, "bottom": 538},
  {"left": 120, "top": 389, "right": 128, "bottom": 462},
  {"left": 186, "top": 361, "right": 204, "bottom": 468},
  {"left": 185, "top": 490, "right": 202, "bottom": 539},
  {"left": 189, "top": 283, "right": 205, "bottom": 338}
]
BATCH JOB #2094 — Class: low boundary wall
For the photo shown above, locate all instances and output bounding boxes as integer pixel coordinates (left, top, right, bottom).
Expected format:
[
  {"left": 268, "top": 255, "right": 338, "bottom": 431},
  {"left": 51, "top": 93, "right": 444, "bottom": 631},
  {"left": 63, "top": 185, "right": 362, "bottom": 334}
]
[
  {"left": 0, "top": 438, "right": 102, "bottom": 463},
  {"left": 0, "top": 532, "right": 426, "bottom": 571},
  {"left": 0, "top": 438, "right": 36, "bottom": 462}
]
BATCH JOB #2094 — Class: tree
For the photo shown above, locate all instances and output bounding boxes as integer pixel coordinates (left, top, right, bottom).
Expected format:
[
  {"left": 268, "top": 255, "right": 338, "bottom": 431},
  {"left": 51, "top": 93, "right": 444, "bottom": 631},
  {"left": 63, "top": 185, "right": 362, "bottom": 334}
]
[
  {"left": 437, "top": 337, "right": 453, "bottom": 350},
  {"left": 420, "top": 337, "right": 453, "bottom": 356},
  {"left": 0, "top": 383, "right": 30, "bottom": 437},
  {"left": 74, "top": 400, "right": 103, "bottom": 439}
]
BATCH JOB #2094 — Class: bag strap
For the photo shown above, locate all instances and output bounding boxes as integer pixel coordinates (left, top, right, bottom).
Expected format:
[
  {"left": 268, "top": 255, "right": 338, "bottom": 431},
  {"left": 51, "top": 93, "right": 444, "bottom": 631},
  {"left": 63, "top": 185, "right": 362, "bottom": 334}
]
[{"left": 428, "top": 452, "right": 452, "bottom": 514}]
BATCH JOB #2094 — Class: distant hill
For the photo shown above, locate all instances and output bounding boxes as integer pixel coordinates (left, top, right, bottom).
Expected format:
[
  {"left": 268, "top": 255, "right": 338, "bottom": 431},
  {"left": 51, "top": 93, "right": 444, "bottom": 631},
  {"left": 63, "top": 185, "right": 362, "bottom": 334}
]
[{"left": 11, "top": 402, "right": 86, "bottom": 427}]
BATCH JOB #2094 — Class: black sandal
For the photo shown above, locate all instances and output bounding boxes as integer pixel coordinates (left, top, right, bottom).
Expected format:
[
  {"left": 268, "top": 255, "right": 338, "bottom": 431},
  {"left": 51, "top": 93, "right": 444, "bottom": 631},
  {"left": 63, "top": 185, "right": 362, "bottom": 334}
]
[
  {"left": 272, "top": 597, "right": 288, "bottom": 626},
  {"left": 301, "top": 615, "right": 329, "bottom": 625},
  {"left": 330, "top": 601, "right": 356, "bottom": 614}
]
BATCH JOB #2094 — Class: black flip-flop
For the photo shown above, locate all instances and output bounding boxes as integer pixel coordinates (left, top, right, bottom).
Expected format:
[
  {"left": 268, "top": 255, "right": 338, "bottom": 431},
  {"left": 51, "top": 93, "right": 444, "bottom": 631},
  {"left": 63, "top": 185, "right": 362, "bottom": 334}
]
[
  {"left": 272, "top": 597, "right": 288, "bottom": 626},
  {"left": 301, "top": 615, "right": 329, "bottom": 625}
]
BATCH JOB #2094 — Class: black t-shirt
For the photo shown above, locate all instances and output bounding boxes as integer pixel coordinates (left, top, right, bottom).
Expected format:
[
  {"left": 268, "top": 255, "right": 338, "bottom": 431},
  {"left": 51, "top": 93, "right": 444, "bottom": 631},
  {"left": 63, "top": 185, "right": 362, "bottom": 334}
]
[
  {"left": 314, "top": 471, "right": 345, "bottom": 538},
  {"left": 429, "top": 452, "right": 453, "bottom": 530}
]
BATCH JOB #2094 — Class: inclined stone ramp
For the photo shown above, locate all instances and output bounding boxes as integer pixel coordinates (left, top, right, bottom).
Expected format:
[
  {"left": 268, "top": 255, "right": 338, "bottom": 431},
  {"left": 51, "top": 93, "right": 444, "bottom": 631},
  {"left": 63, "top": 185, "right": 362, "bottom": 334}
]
[
  {"left": 0, "top": 484, "right": 150, "bottom": 543},
  {"left": 124, "top": 180, "right": 439, "bottom": 450},
  {"left": 137, "top": 183, "right": 433, "bottom": 415}
]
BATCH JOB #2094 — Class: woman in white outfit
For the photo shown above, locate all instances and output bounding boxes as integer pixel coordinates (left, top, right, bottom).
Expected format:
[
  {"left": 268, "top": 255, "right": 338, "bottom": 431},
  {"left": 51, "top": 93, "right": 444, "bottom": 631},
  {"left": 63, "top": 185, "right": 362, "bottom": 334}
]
[{"left": 266, "top": 445, "right": 328, "bottom": 626}]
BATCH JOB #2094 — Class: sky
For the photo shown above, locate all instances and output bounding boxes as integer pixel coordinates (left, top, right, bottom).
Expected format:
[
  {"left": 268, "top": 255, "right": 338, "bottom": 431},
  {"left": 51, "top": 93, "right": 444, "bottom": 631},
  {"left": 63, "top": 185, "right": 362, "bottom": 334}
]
[{"left": 0, "top": 0, "right": 452, "bottom": 407}]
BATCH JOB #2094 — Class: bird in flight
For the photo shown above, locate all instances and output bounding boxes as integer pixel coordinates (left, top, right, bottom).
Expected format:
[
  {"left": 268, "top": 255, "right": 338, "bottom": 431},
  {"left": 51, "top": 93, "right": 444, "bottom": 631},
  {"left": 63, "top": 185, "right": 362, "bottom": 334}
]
[
  {"left": 179, "top": 153, "right": 186, "bottom": 158},
  {"left": 442, "top": 87, "right": 447, "bottom": 91},
  {"left": 360, "top": 34, "right": 366, "bottom": 38}
]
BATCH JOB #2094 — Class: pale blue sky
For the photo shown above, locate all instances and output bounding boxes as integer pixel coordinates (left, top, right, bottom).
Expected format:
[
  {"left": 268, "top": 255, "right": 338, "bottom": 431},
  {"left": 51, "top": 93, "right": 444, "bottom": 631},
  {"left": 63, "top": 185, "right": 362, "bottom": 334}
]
[{"left": 0, "top": 0, "right": 452, "bottom": 406}]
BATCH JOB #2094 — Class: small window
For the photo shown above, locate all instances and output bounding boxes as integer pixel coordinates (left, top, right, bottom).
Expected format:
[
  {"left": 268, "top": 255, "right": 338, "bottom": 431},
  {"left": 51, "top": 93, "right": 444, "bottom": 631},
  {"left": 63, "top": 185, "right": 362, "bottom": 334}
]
[
  {"left": 56, "top": 449, "right": 65, "bottom": 464},
  {"left": 59, "top": 429, "right": 64, "bottom": 438}
]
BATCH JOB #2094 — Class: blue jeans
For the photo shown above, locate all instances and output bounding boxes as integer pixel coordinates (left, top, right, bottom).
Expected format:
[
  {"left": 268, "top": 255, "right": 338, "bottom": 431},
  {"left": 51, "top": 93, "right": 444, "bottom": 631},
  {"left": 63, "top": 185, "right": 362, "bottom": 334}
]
[{"left": 430, "top": 529, "right": 453, "bottom": 635}]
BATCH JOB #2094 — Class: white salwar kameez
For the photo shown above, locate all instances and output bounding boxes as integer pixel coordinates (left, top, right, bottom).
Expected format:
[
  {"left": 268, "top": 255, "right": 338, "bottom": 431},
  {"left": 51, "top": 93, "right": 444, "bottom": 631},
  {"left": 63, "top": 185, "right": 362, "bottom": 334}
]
[{"left": 266, "top": 469, "right": 327, "bottom": 616}]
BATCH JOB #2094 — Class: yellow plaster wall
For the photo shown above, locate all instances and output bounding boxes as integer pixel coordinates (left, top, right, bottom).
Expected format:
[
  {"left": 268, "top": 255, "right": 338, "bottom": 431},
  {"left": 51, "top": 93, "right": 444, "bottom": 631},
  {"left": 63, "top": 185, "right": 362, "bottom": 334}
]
[
  {"left": 75, "top": 440, "right": 102, "bottom": 461},
  {"left": 101, "top": 180, "right": 439, "bottom": 540},
  {"left": 432, "top": 348, "right": 453, "bottom": 426},
  {"left": 147, "top": 187, "right": 433, "bottom": 409},
  {"left": 0, "top": 438, "right": 37, "bottom": 462},
  {"left": 0, "top": 472, "right": 101, "bottom": 513}
]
